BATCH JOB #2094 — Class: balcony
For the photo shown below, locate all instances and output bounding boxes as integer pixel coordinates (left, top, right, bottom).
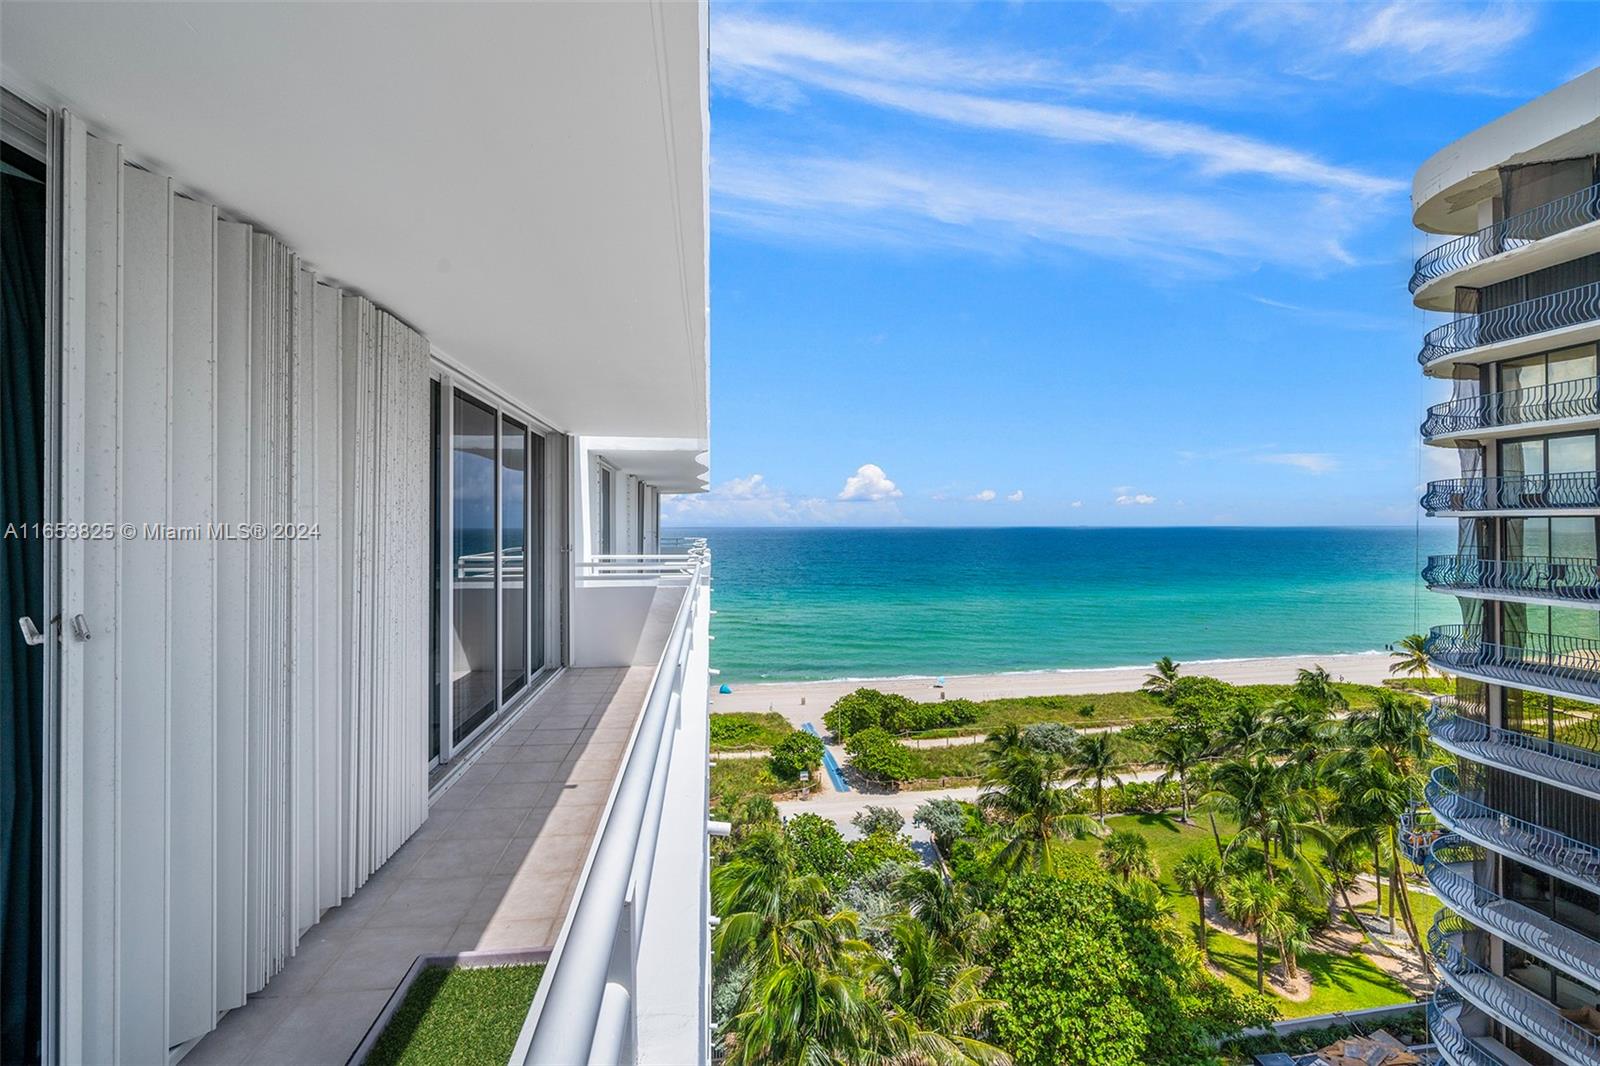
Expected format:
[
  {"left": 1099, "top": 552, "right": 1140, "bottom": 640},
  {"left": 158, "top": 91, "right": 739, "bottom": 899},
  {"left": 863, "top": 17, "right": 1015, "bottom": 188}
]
[
  {"left": 1423, "top": 830, "right": 1600, "bottom": 988},
  {"left": 514, "top": 546, "right": 713, "bottom": 1064},
  {"left": 1421, "top": 472, "right": 1600, "bottom": 515},
  {"left": 1411, "top": 182, "right": 1600, "bottom": 299},
  {"left": 1424, "top": 625, "right": 1600, "bottom": 702},
  {"left": 1429, "top": 986, "right": 1531, "bottom": 1066},
  {"left": 1418, "top": 280, "right": 1600, "bottom": 373},
  {"left": 1423, "top": 554, "right": 1600, "bottom": 605},
  {"left": 1427, "top": 765, "right": 1600, "bottom": 893},
  {"left": 1428, "top": 697, "right": 1600, "bottom": 801},
  {"left": 1422, "top": 379, "right": 1600, "bottom": 444},
  {"left": 1430, "top": 912, "right": 1600, "bottom": 1065}
]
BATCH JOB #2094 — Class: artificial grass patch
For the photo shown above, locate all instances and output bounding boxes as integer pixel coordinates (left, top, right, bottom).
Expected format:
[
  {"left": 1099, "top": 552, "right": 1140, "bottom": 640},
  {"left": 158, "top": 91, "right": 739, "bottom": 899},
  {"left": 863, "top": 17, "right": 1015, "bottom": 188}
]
[{"left": 364, "top": 963, "right": 545, "bottom": 1066}]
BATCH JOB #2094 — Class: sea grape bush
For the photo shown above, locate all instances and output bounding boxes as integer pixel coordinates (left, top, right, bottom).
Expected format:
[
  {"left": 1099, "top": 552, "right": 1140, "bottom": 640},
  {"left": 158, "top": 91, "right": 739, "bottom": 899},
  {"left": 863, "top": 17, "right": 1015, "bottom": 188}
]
[
  {"left": 768, "top": 730, "right": 824, "bottom": 781},
  {"left": 823, "top": 687, "right": 980, "bottom": 740}
]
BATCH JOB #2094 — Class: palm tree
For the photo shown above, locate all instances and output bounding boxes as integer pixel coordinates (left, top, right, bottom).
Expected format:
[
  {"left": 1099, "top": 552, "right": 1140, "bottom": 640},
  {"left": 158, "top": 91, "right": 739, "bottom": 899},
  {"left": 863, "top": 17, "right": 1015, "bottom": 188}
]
[
  {"left": 979, "top": 744, "right": 1093, "bottom": 874},
  {"left": 1221, "top": 871, "right": 1285, "bottom": 993},
  {"left": 1142, "top": 656, "right": 1182, "bottom": 701},
  {"left": 895, "top": 867, "right": 987, "bottom": 960},
  {"left": 1067, "top": 733, "right": 1124, "bottom": 829},
  {"left": 870, "top": 915, "right": 1011, "bottom": 1066},
  {"left": 1389, "top": 634, "right": 1432, "bottom": 681},
  {"left": 1150, "top": 727, "right": 1206, "bottom": 823},
  {"left": 1173, "top": 848, "right": 1223, "bottom": 956},
  {"left": 1293, "top": 665, "right": 1348, "bottom": 712},
  {"left": 1099, "top": 829, "right": 1158, "bottom": 883},
  {"left": 1260, "top": 906, "right": 1308, "bottom": 984}
]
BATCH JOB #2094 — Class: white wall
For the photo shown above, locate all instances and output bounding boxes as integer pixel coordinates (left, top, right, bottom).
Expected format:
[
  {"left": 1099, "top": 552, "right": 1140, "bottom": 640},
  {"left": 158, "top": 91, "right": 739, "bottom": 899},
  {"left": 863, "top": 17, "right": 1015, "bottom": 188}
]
[{"left": 56, "top": 116, "right": 428, "bottom": 1064}]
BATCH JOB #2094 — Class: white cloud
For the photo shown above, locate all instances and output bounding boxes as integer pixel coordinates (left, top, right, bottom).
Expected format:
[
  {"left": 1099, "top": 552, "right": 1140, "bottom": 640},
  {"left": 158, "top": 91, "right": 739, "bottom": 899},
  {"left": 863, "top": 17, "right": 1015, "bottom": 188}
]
[
  {"left": 1071, "top": 500, "right": 1084, "bottom": 508},
  {"left": 1341, "top": 3, "right": 1536, "bottom": 77},
  {"left": 970, "top": 489, "right": 997, "bottom": 502},
  {"left": 1115, "top": 493, "right": 1158, "bottom": 506},
  {"left": 1257, "top": 452, "right": 1339, "bottom": 474},
  {"left": 1007, "top": 490, "right": 1024, "bottom": 502},
  {"left": 667, "top": 472, "right": 902, "bottom": 525},
  {"left": 838, "top": 463, "right": 903, "bottom": 501}
]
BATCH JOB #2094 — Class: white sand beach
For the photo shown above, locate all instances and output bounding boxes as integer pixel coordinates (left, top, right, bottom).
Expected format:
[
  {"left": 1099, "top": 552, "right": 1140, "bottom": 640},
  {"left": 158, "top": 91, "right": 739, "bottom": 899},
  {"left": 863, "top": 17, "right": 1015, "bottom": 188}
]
[{"left": 712, "top": 651, "right": 1396, "bottom": 728}]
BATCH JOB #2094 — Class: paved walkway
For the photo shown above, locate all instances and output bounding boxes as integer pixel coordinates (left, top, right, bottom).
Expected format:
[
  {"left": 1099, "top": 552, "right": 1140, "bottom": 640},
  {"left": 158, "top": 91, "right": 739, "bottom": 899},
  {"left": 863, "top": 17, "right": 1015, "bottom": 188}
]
[{"left": 186, "top": 588, "right": 687, "bottom": 1065}]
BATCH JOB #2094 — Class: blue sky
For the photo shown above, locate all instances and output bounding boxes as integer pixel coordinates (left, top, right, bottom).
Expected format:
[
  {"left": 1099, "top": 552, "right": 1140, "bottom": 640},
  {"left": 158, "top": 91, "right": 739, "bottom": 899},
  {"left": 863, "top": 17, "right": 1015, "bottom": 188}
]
[{"left": 668, "top": 1, "right": 1600, "bottom": 528}]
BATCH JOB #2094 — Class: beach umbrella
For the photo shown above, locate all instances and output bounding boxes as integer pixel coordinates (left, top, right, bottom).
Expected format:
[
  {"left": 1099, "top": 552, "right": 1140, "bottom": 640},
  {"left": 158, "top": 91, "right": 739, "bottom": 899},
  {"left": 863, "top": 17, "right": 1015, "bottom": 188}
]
[
  {"left": 935, "top": 676, "right": 946, "bottom": 687},
  {"left": 719, "top": 683, "right": 732, "bottom": 694}
]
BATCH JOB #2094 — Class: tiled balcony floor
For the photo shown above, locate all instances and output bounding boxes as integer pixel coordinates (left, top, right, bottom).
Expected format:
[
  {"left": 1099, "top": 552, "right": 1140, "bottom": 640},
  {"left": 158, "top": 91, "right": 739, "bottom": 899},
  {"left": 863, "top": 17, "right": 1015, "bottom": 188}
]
[{"left": 185, "top": 665, "right": 654, "bottom": 1065}]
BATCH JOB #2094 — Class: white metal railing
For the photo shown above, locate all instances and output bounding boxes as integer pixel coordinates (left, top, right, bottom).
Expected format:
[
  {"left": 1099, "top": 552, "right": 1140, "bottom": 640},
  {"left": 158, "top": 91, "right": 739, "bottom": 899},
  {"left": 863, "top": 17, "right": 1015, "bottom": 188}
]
[
  {"left": 1428, "top": 987, "right": 1511, "bottom": 1066},
  {"left": 577, "top": 543, "right": 708, "bottom": 583},
  {"left": 455, "top": 546, "right": 525, "bottom": 581},
  {"left": 514, "top": 549, "right": 710, "bottom": 1064}
]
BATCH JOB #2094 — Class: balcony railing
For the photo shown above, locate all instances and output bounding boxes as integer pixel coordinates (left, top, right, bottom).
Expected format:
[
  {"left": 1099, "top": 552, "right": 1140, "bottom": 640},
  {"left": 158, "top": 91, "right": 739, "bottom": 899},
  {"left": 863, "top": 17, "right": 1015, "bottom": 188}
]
[
  {"left": 1429, "top": 696, "right": 1600, "bottom": 800},
  {"left": 1419, "top": 279, "right": 1600, "bottom": 367},
  {"left": 513, "top": 548, "right": 711, "bottom": 1064},
  {"left": 1423, "top": 830, "right": 1600, "bottom": 988},
  {"left": 1400, "top": 805, "right": 1444, "bottom": 865},
  {"left": 1427, "top": 765, "right": 1600, "bottom": 893},
  {"left": 1411, "top": 182, "right": 1600, "bottom": 294},
  {"left": 1421, "top": 471, "right": 1600, "bottom": 513},
  {"left": 1424, "top": 625, "right": 1600, "bottom": 700},
  {"left": 1429, "top": 911, "right": 1600, "bottom": 1065},
  {"left": 1423, "top": 553, "right": 1600, "bottom": 602},
  {"left": 1422, "top": 378, "right": 1600, "bottom": 440},
  {"left": 1428, "top": 987, "right": 1510, "bottom": 1066}
]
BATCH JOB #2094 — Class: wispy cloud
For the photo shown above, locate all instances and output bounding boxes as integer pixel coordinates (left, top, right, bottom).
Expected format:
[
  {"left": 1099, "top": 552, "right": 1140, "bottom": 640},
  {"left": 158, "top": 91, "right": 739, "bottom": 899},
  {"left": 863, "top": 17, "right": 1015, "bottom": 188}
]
[
  {"left": 1341, "top": 3, "right": 1536, "bottom": 77},
  {"left": 714, "top": 16, "right": 1401, "bottom": 196},
  {"left": 1115, "top": 492, "right": 1158, "bottom": 506},
  {"left": 1007, "top": 490, "right": 1024, "bottom": 503},
  {"left": 969, "top": 488, "right": 998, "bottom": 502},
  {"left": 667, "top": 471, "right": 903, "bottom": 525},
  {"left": 1257, "top": 452, "right": 1339, "bottom": 474},
  {"left": 1248, "top": 295, "right": 1400, "bottom": 332}
]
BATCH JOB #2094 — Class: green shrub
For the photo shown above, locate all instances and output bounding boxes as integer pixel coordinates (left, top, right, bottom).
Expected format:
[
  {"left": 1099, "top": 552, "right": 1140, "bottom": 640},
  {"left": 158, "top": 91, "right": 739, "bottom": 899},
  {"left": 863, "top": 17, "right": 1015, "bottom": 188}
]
[
  {"left": 847, "top": 828, "right": 919, "bottom": 878},
  {"left": 844, "top": 726, "right": 915, "bottom": 784},
  {"left": 784, "top": 812, "right": 849, "bottom": 890},
  {"left": 769, "top": 730, "right": 824, "bottom": 781},
  {"left": 851, "top": 805, "right": 905, "bottom": 836},
  {"left": 824, "top": 688, "right": 917, "bottom": 740}
]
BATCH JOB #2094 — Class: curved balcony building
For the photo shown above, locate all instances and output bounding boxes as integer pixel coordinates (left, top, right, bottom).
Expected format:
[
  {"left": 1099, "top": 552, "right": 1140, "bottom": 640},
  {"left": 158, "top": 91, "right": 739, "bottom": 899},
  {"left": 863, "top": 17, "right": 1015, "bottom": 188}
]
[{"left": 1415, "top": 69, "right": 1600, "bottom": 1065}]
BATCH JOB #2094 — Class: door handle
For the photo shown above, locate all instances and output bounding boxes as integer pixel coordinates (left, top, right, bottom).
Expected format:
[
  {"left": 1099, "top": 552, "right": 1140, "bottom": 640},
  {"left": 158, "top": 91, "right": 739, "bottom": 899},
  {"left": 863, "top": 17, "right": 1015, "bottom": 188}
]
[{"left": 17, "top": 616, "right": 44, "bottom": 646}]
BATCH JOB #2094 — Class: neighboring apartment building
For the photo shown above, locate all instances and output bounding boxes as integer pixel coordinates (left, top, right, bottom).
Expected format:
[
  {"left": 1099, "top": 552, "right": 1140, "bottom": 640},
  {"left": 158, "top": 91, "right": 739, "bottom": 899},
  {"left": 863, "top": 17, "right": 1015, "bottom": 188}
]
[
  {"left": 0, "top": 4, "right": 712, "bottom": 1064},
  {"left": 1410, "top": 68, "right": 1600, "bottom": 1065}
]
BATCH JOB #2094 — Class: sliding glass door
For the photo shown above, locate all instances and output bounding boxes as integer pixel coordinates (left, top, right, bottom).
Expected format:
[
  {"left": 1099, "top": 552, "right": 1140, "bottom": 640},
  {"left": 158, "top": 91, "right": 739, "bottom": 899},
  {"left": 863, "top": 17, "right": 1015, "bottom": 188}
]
[{"left": 432, "top": 378, "right": 551, "bottom": 765}]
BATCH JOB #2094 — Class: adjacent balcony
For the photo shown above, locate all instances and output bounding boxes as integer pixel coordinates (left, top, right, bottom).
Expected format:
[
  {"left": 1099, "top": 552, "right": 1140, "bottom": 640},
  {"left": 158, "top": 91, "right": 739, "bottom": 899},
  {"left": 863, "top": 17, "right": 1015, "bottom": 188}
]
[
  {"left": 1429, "top": 987, "right": 1526, "bottom": 1066},
  {"left": 1422, "top": 554, "right": 1600, "bottom": 604},
  {"left": 1430, "top": 912, "right": 1600, "bottom": 1066},
  {"left": 1422, "top": 379, "right": 1600, "bottom": 444},
  {"left": 1418, "top": 280, "right": 1600, "bottom": 372},
  {"left": 1428, "top": 696, "right": 1600, "bottom": 801},
  {"left": 1427, "top": 765, "right": 1600, "bottom": 893},
  {"left": 1421, "top": 472, "right": 1600, "bottom": 515},
  {"left": 1423, "top": 830, "right": 1600, "bottom": 989},
  {"left": 1411, "top": 182, "right": 1600, "bottom": 296},
  {"left": 1423, "top": 625, "right": 1600, "bottom": 702}
]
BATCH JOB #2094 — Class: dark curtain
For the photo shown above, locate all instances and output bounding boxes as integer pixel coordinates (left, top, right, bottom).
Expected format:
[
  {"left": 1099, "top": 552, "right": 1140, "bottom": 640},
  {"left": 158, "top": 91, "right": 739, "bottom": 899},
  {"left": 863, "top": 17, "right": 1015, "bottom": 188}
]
[{"left": 1, "top": 142, "right": 46, "bottom": 1066}]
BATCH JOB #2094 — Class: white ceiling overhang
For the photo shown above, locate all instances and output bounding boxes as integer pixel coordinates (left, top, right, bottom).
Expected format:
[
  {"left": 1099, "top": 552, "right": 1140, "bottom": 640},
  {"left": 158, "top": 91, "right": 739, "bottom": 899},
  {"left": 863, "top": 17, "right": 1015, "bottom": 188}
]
[{"left": 2, "top": 0, "right": 709, "bottom": 442}]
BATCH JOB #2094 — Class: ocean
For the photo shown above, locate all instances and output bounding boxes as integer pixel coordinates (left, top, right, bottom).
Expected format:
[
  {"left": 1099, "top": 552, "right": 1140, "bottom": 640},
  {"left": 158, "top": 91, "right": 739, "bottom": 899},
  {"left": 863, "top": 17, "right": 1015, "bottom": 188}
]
[{"left": 668, "top": 526, "right": 1460, "bottom": 683}]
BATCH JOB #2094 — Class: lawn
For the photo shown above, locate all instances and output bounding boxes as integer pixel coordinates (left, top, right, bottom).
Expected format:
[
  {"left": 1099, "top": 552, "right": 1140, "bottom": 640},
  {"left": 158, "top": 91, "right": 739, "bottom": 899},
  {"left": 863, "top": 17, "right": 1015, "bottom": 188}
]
[
  {"left": 901, "top": 743, "right": 986, "bottom": 787},
  {"left": 709, "top": 711, "right": 794, "bottom": 752},
  {"left": 1059, "top": 813, "right": 1421, "bottom": 1019},
  {"left": 710, "top": 756, "right": 799, "bottom": 813},
  {"left": 365, "top": 963, "right": 545, "bottom": 1066},
  {"left": 905, "top": 681, "right": 1414, "bottom": 741}
]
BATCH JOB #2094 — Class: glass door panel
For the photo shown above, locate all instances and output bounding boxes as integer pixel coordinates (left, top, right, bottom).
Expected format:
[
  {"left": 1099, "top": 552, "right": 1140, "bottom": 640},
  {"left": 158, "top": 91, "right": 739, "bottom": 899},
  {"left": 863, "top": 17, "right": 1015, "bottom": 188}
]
[
  {"left": 430, "top": 380, "right": 441, "bottom": 761},
  {"left": 1548, "top": 432, "right": 1596, "bottom": 475},
  {"left": 452, "top": 392, "right": 498, "bottom": 743},
  {"left": 501, "top": 416, "right": 527, "bottom": 703},
  {"left": 529, "top": 433, "right": 546, "bottom": 677}
]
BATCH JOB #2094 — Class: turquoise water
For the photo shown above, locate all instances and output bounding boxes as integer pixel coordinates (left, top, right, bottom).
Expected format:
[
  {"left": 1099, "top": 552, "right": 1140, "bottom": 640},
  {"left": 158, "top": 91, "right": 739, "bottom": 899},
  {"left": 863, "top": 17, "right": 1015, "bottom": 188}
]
[{"left": 670, "top": 526, "right": 1460, "bottom": 683}]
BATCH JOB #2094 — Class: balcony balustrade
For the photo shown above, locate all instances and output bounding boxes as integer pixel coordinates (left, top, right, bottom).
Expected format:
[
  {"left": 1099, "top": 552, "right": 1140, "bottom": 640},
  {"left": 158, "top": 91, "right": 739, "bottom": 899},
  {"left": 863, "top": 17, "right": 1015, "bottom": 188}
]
[
  {"left": 1412, "top": 182, "right": 1600, "bottom": 294},
  {"left": 1421, "top": 471, "right": 1600, "bottom": 514},
  {"left": 1423, "top": 625, "right": 1600, "bottom": 701},
  {"left": 1423, "top": 553, "right": 1600, "bottom": 603},
  {"left": 1428, "top": 987, "right": 1515, "bottom": 1066},
  {"left": 1427, "top": 764, "right": 1600, "bottom": 893},
  {"left": 1430, "top": 912, "right": 1600, "bottom": 1065},
  {"left": 1419, "top": 279, "right": 1600, "bottom": 367},
  {"left": 1428, "top": 696, "right": 1600, "bottom": 800},
  {"left": 1422, "top": 829, "right": 1600, "bottom": 988},
  {"left": 1422, "top": 378, "right": 1600, "bottom": 440}
]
